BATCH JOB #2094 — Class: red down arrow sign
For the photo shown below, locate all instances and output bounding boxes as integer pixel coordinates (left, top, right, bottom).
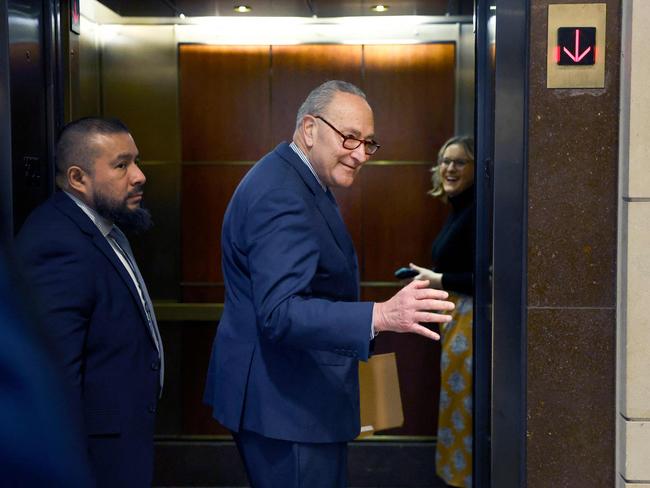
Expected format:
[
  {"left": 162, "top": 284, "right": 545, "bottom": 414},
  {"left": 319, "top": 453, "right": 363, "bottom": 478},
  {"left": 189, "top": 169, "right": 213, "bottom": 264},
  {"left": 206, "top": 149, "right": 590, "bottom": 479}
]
[{"left": 557, "top": 27, "right": 596, "bottom": 66}]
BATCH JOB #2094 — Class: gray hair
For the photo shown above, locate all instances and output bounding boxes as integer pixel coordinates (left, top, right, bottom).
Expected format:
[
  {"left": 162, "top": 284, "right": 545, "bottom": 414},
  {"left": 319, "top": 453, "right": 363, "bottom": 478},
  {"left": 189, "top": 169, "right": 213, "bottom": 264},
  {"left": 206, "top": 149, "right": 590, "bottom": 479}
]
[
  {"left": 295, "top": 80, "right": 367, "bottom": 131},
  {"left": 429, "top": 135, "right": 475, "bottom": 200}
]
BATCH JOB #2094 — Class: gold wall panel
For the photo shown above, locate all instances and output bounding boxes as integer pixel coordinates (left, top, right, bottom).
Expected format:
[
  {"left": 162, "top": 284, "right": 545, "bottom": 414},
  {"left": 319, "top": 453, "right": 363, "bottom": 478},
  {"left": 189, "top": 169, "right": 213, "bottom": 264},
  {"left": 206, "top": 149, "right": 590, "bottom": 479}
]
[
  {"left": 101, "top": 25, "right": 182, "bottom": 299},
  {"left": 547, "top": 3, "right": 607, "bottom": 89},
  {"left": 77, "top": 17, "right": 101, "bottom": 118},
  {"left": 102, "top": 25, "right": 180, "bottom": 161}
]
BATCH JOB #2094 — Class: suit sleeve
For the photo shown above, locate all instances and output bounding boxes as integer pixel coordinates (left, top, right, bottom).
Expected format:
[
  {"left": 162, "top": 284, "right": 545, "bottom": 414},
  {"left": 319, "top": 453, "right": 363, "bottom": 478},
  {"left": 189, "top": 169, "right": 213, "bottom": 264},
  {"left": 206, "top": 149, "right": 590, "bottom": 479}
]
[
  {"left": 244, "top": 188, "right": 373, "bottom": 360},
  {"left": 441, "top": 271, "right": 474, "bottom": 296},
  {"left": 18, "top": 236, "right": 95, "bottom": 395}
]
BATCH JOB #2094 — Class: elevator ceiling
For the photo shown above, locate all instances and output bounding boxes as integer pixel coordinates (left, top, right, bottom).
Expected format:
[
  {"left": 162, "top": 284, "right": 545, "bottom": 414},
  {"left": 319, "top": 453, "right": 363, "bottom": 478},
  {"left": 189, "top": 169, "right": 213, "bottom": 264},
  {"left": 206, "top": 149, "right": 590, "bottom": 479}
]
[{"left": 97, "top": 0, "right": 473, "bottom": 18}]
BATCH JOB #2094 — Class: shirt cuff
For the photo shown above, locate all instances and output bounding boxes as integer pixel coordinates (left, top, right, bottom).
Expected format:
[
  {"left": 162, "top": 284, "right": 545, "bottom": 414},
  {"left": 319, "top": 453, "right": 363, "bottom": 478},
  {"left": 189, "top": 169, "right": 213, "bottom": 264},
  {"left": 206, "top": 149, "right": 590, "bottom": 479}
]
[{"left": 370, "top": 306, "right": 378, "bottom": 339}]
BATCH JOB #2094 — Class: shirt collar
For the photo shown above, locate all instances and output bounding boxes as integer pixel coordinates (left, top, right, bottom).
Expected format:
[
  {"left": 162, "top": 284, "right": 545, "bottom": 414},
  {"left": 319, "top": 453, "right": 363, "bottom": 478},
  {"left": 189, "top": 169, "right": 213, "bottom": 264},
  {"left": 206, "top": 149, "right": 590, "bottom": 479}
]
[
  {"left": 64, "top": 191, "right": 114, "bottom": 238},
  {"left": 289, "top": 141, "right": 327, "bottom": 192}
]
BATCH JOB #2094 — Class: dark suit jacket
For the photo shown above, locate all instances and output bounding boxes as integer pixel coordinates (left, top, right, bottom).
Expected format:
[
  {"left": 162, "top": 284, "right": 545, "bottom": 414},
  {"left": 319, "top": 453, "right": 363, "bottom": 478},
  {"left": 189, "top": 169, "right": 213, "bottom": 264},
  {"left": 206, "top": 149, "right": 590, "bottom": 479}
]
[
  {"left": 204, "top": 142, "right": 374, "bottom": 443},
  {"left": 0, "top": 251, "right": 93, "bottom": 487},
  {"left": 16, "top": 191, "right": 161, "bottom": 488}
]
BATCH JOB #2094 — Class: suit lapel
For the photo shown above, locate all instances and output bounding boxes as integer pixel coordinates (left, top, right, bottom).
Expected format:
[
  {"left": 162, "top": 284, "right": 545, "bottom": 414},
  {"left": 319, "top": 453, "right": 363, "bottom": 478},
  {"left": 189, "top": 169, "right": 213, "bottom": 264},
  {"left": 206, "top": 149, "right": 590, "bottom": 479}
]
[
  {"left": 53, "top": 192, "right": 151, "bottom": 329},
  {"left": 92, "top": 234, "right": 151, "bottom": 328},
  {"left": 315, "top": 191, "right": 358, "bottom": 275},
  {"left": 276, "top": 144, "right": 359, "bottom": 278}
]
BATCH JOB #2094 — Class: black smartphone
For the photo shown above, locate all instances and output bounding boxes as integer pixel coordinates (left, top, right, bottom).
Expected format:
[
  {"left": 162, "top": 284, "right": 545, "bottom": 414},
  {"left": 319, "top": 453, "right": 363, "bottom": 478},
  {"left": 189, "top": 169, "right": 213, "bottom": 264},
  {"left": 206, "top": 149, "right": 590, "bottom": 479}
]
[{"left": 394, "top": 267, "right": 418, "bottom": 279}]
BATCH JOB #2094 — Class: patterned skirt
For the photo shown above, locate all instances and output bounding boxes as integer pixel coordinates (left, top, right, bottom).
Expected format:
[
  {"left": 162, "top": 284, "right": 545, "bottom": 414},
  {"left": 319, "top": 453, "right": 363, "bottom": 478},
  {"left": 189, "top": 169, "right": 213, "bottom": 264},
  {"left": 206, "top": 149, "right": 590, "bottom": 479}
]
[{"left": 435, "top": 292, "right": 473, "bottom": 487}]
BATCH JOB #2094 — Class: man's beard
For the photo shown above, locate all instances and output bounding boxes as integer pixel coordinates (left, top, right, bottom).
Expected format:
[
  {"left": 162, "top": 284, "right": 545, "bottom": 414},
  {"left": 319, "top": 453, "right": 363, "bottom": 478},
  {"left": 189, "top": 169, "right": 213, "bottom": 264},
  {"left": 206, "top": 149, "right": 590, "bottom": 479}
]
[{"left": 92, "top": 185, "right": 153, "bottom": 234}]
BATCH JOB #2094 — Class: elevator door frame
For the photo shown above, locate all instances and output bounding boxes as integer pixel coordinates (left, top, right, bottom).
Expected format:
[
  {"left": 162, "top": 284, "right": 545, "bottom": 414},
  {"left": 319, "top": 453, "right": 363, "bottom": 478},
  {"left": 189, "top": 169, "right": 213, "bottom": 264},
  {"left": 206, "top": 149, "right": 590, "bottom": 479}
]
[
  {"left": 475, "top": 0, "right": 530, "bottom": 487},
  {"left": 0, "top": 0, "right": 12, "bottom": 244}
]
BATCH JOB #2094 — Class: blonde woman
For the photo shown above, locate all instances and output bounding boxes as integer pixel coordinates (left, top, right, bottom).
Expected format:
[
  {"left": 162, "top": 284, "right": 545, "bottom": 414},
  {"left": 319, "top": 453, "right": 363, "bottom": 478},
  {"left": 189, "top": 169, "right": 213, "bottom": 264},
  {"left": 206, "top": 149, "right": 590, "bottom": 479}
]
[{"left": 409, "top": 136, "right": 475, "bottom": 488}]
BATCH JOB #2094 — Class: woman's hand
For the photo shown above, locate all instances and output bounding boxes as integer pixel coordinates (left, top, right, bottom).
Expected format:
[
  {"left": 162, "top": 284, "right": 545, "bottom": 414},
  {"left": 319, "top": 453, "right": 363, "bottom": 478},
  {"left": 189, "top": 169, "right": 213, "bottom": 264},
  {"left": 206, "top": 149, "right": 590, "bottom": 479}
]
[{"left": 409, "top": 263, "right": 443, "bottom": 289}]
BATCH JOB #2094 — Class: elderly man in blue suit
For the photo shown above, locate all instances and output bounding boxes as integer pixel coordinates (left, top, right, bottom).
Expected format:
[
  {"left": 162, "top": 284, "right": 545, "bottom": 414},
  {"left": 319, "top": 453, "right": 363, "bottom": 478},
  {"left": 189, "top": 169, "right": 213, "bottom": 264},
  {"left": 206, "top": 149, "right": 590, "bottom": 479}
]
[
  {"left": 204, "top": 80, "right": 455, "bottom": 487},
  {"left": 16, "top": 117, "right": 163, "bottom": 487}
]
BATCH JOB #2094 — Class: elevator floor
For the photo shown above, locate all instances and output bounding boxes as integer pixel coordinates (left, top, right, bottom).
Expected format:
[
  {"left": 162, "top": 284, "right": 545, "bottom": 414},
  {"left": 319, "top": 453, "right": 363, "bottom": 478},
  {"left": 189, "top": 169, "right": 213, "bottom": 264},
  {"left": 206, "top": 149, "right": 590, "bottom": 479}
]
[{"left": 154, "top": 440, "right": 449, "bottom": 487}]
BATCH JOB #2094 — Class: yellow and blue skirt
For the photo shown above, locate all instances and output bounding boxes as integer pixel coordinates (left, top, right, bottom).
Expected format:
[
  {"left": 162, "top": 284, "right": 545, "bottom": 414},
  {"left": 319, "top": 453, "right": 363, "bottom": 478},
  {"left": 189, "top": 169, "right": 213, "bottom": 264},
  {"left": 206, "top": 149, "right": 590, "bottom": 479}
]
[{"left": 435, "top": 292, "right": 473, "bottom": 488}]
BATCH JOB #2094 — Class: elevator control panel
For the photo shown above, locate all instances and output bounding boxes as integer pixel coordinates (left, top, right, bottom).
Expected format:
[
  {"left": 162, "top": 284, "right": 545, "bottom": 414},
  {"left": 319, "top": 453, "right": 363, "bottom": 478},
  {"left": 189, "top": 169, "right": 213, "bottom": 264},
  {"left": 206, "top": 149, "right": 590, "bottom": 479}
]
[{"left": 547, "top": 4, "right": 606, "bottom": 88}]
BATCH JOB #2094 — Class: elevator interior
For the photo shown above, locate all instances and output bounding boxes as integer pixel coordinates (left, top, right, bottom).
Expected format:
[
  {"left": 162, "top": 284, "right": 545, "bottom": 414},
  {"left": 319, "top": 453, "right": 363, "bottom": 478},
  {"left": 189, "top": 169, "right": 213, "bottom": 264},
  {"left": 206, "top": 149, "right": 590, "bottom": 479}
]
[{"left": 3, "top": 0, "right": 504, "bottom": 486}]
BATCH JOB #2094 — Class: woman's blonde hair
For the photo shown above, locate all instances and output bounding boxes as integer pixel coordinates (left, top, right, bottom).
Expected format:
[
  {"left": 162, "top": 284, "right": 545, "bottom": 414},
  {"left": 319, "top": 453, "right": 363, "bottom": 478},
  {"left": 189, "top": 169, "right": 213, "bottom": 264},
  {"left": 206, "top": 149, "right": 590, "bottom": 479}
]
[{"left": 429, "top": 135, "right": 475, "bottom": 200}]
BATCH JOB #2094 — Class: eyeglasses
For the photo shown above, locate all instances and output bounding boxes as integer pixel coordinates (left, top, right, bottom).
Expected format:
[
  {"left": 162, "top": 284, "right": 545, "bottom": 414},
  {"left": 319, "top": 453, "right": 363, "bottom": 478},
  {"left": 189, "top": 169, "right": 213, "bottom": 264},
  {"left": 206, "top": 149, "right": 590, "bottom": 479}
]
[
  {"left": 439, "top": 158, "right": 472, "bottom": 168},
  {"left": 314, "top": 115, "right": 380, "bottom": 155}
]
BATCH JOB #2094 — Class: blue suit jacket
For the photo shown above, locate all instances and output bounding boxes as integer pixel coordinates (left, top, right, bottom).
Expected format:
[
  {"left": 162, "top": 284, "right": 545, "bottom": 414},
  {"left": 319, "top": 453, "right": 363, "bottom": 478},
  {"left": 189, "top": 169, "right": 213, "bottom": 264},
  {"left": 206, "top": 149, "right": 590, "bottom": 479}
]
[
  {"left": 204, "top": 142, "right": 374, "bottom": 443},
  {"left": 16, "top": 191, "right": 161, "bottom": 488}
]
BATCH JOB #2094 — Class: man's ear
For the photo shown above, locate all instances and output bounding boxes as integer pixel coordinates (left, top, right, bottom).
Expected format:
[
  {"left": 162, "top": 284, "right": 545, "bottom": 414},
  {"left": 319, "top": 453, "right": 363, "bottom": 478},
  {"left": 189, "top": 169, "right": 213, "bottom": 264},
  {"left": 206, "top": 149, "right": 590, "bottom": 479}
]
[
  {"left": 302, "top": 115, "right": 317, "bottom": 149},
  {"left": 67, "top": 165, "right": 88, "bottom": 194}
]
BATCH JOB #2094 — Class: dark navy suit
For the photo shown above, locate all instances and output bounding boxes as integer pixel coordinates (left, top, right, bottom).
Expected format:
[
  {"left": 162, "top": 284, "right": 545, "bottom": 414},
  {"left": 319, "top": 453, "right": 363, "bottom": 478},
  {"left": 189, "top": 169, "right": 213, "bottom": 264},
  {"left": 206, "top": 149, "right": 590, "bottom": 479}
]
[
  {"left": 0, "top": 251, "right": 93, "bottom": 487},
  {"left": 204, "top": 142, "right": 374, "bottom": 486},
  {"left": 16, "top": 191, "right": 161, "bottom": 487}
]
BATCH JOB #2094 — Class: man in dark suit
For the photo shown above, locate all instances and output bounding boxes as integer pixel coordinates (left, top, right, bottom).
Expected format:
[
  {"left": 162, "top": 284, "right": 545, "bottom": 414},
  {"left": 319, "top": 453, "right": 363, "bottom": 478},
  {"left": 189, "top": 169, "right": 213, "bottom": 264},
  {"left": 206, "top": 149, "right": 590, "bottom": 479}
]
[
  {"left": 16, "top": 117, "right": 163, "bottom": 487},
  {"left": 204, "top": 80, "right": 455, "bottom": 487}
]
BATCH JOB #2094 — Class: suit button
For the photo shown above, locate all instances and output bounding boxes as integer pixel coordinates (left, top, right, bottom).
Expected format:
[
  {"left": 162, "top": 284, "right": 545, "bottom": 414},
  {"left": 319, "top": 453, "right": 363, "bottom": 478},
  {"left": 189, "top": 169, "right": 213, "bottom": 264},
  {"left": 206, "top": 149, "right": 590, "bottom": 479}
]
[
  {"left": 151, "top": 360, "right": 160, "bottom": 371},
  {"left": 148, "top": 404, "right": 156, "bottom": 413}
]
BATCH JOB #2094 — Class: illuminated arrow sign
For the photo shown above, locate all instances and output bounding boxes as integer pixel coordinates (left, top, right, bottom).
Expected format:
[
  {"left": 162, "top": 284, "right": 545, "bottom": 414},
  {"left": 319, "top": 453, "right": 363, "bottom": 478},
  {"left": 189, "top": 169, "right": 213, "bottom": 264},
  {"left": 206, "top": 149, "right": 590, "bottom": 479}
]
[
  {"left": 557, "top": 27, "right": 596, "bottom": 65},
  {"left": 70, "top": 0, "right": 80, "bottom": 34}
]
